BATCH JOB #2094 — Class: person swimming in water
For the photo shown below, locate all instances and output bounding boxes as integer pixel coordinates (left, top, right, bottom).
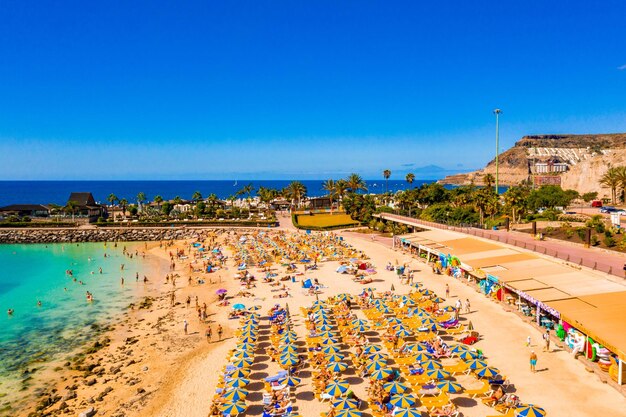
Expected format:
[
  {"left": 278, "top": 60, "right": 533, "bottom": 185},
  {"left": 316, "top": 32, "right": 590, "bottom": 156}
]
[
  {"left": 37, "top": 300, "right": 42, "bottom": 307},
  {"left": 7, "top": 309, "right": 14, "bottom": 315}
]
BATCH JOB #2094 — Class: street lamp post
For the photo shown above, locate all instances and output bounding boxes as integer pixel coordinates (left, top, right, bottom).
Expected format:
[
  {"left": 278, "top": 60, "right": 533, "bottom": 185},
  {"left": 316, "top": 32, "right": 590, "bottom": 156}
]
[{"left": 493, "top": 109, "right": 502, "bottom": 194}]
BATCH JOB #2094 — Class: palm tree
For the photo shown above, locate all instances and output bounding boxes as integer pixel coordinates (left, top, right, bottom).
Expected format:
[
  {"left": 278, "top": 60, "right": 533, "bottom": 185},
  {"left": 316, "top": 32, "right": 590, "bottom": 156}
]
[
  {"left": 107, "top": 193, "right": 118, "bottom": 207},
  {"left": 335, "top": 179, "right": 349, "bottom": 207},
  {"left": 405, "top": 173, "right": 415, "bottom": 216},
  {"left": 65, "top": 200, "right": 78, "bottom": 222},
  {"left": 616, "top": 166, "right": 626, "bottom": 203},
  {"left": 192, "top": 191, "right": 203, "bottom": 202},
  {"left": 153, "top": 195, "right": 164, "bottom": 205},
  {"left": 502, "top": 186, "right": 527, "bottom": 223},
  {"left": 240, "top": 183, "right": 255, "bottom": 210},
  {"left": 483, "top": 173, "right": 495, "bottom": 189},
  {"left": 136, "top": 192, "right": 147, "bottom": 213},
  {"left": 346, "top": 173, "right": 367, "bottom": 195},
  {"left": 600, "top": 167, "right": 621, "bottom": 204},
  {"left": 283, "top": 181, "right": 307, "bottom": 209},
  {"left": 383, "top": 169, "right": 391, "bottom": 194},
  {"left": 119, "top": 198, "right": 128, "bottom": 219},
  {"left": 173, "top": 196, "right": 183, "bottom": 205},
  {"left": 322, "top": 179, "right": 337, "bottom": 214}
]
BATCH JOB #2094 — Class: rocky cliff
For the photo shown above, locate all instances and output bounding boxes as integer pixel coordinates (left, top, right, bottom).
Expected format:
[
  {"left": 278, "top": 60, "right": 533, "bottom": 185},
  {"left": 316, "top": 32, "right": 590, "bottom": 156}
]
[{"left": 439, "top": 133, "right": 626, "bottom": 190}]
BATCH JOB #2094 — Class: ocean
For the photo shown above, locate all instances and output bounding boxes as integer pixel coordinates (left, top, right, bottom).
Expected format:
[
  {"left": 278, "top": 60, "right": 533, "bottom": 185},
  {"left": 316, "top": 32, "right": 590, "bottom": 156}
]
[
  {"left": 0, "top": 242, "right": 159, "bottom": 400},
  {"left": 0, "top": 180, "right": 434, "bottom": 206}
]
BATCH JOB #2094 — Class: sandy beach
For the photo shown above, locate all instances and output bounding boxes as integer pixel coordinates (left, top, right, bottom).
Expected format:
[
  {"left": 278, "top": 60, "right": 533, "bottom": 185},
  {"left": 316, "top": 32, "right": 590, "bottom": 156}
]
[{"left": 17, "top": 228, "right": 626, "bottom": 417}]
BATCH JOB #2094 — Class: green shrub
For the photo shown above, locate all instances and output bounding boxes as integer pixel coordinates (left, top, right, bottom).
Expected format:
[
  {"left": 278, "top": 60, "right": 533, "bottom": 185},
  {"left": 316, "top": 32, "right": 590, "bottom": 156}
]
[
  {"left": 576, "top": 227, "right": 587, "bottom": 241},
  {"left": 591, "top": 235, "right": 600, "bottom": 246},
  {"left": 21, "top": 216, "right": 31, "bottom": 222},
  {"left": 565, "top": 229, "right": 574, "bottom": 239},
  {"left": 603, "top": 236, "right": 616, "bottom": 247},
  {"left": 545, "top": 226, "right": 554, "bottom": 234}
]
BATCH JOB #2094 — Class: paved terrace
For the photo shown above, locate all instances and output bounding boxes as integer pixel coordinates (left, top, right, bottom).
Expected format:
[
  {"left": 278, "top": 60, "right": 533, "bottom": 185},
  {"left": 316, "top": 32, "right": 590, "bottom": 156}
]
[{"left": 374, "top": 213, "right": 626, "bottom": 279}]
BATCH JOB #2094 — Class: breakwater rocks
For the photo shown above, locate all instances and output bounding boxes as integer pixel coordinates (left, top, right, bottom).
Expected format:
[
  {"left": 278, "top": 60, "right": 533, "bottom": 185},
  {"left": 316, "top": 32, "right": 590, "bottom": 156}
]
[{"left": 0, "top": 227, "right": 261, "bottom": 244}]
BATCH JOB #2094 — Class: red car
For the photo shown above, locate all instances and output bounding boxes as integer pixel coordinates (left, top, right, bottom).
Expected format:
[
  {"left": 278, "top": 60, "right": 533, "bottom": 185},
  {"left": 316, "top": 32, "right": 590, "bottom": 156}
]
[{"left": 591, "top": 200, "right": 603, "bottom": 208}]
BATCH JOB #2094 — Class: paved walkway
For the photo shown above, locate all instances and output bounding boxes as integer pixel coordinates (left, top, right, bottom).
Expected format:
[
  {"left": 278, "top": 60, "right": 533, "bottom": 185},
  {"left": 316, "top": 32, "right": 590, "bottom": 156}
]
[{"left": 376, "top": 213, "right": 626, "bottom": 279}]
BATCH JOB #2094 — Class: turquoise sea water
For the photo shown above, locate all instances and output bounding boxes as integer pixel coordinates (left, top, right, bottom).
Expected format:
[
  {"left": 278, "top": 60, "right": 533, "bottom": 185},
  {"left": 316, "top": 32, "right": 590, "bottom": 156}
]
[{"left": 0, "top": 242, "right": 153, "bottom": 396}]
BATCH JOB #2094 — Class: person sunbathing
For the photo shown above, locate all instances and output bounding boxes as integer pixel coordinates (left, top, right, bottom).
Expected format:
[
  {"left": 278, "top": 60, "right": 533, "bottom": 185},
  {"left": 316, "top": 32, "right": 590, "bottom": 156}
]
[
  {"left": 483, "top": 385, "right": 505, "bottom": 406},
  {"left": 430, "top": 404, "right": 457, "bottom": 416}
]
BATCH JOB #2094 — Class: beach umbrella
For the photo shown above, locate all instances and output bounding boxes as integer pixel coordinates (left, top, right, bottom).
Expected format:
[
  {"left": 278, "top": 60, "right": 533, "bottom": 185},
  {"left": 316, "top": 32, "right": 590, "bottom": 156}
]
[
  {"left": 393, "top": 409, "right": 421, "bottom": 417},
  {"left": 281, "top": 375, "right": 301, "bottom": 387},
  {"left": 335, "top": 410, "right": 362, "bottom": 417},
  {"left": 515, "top": 404, "right": 546, "bottom": 417},
  {"left": 216, "top": 289, "right": 227, "bottom": 294},
  {"left": 383, "top": 381, "right": 409, "bottom": 394},
  {"left": 421, "top": 289, "right": 433, "bottom": 296},
  {"left": 421, "top": 360, "right": 443, "bottom": 370},
  {"left": 458, "top": 350, "right": 478, "bottom": 360},
  {"left": 232, "top": 350, "right": 254, "bottom": 359},
  {"left": 426, "top": 369, "right": 451, "bottom": 380},
  {"left": 389, "top": 393, "right": 417, "bottom": 408},
  {"left": 248, "top": 305, "right": 261, "bottom": 311},
  {"left": 318, "top": 324, "right": 333, "bottom": 331},
  {"left": 327, "top": 362, "right": 349, "bottom": 372},
  {"left": 228, "top": 368, "right": 250, "bottom": 378},
  {"left": 322, "top": 337, "right": 339, "bottom": 345},
  {"left": 322, "top": 345, "right": 341, "bottom": 354},
  {"left": 233, "top": 303, "right": 246, "bottom": 310},
  {"left": 363, "top": 345, "right": 382, "bottom": 354},
  {"left": 431, "top": 297, "right": 445, "bottom": 303},
  {"left": 332, "top": 398, "right": 359, "bottom": 410},
  {"left": 236, "top": 343, "right": 255, "bottom": 351},
  {"left": 368, "top": 352, "right": 388, "bottom": 361},
  {"left": 281, "top": 345, "right": 298, "bottom": 354},
  {"left": 280, "top": 356, "right": 300, "bottom": 367},
  {"left": 226, "top": 378, "right": 250, "bottom": 388},
  {"left": 370, "top": 369, "right": 393, "bottom": 380},
  {"left": 395, "top": 328, "right": 413, "bottom": 337},
  {"left": 436, "top": 381, "right": 463, "bottom": 393},
  {"left": 325, "top": 353, "right": 345, "bottom": 362},
  {"left": 325, "top": 380, "right": 350, "bottom": 397},
  {"left": 365, "top": 359, "right": 388, "bottom": 372},
  {"left": 414, "top": 352, "right": 433, "bottom": 363},
  {"left": 450, "top": 344, "right": 469, "bottom": 354},
  {"left": 222, "top": 388, "right": 248, "bottom": 402},
  {"left": 404, "top": 344, "right": 426, "bottom": 354},
  {"left": 475, "top": 366, "right": 500, "bottom": 378},
  {"left": 220, "top": 401, "right": 246, "bottom": 415},
  {"left": 231, "top": 358, "right": 254, "bottom": 368}
]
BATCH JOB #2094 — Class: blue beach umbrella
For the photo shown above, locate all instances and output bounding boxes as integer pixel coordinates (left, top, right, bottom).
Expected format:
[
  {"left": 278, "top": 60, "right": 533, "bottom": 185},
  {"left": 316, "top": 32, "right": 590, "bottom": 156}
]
[
  {"left": 458, "top": 350, "right": 478, "bottom": 360},
  {"left": 233, "top": 303, "right": 246, "bottom": 310},
  {"left": 228, "top": 368, "right": 250, "bottom": 378},
  {"left": 322, "top": 345, "right": 341, "bottom": 354},
  {"left": 426, "top": 369, "right": 451, "bottom": 380},
  {"left": 281, "top": 375, "right": 301, "bottom": 387},
  {"left": 327, "top": 362, "right": 349, "bottom": 372},
  {"left": 332, "top": 398, "right": 360, "bottom": 410},
  {"left": 414, "top": 352, "right": 433, "bottom": 363},
  {"left": 220, "top": 401, "right": 247, "bottom": 415},
  {"left": 421, "top": 360, "right": 443, "bottom": 370},
  {"left": 325, "top": 380, "right": 350, "bottom": 397},
  {"left": 363, "top": 345, "right": 382, "bottom": 354},
  {"left": 436, "top": 381, "right": 463, "bottom": 393},
  {"left": 389, "top": 393, "right": 417, "bottom": 408},
  {"left": 383, "top": 381, "right": 409, "bottom": 394},
  {"left": 515, "top": 404, "right": 547, "bottom": 417},
  {"left": 231, "top": 358, "right": 253, "bottom": 368},
  {"left": 475, "top": 366, "right": 500, "bottom": 378},
  {"left": 366, "top": 359, "right": 388, "bottom": 372},
  {"left": 325, "top": 353, "right": 345, "bottom": 362},
  {"left": 226, "top": 378, "right": 250, "bottom": 388},
  {"left": 370, "top": 369, "right": 393, "bottom": 380},
  {"left": 450, "top": 344, "right": 469, "bottom": 354},
  {"left": 336, "top": 410, "right": 362, "bottom": 417},
  {"left": 368, "top": 353, "right": 388, "bottom": 361},
  {"left": 222, "top": 388, "right": 248, "bottom": 402}
]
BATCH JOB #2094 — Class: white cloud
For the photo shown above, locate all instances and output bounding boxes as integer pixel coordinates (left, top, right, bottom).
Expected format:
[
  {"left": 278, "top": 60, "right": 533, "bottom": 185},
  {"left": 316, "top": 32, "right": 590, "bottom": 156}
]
[{"left": 618, "top": 64, "right": 626, "bottom": 70}]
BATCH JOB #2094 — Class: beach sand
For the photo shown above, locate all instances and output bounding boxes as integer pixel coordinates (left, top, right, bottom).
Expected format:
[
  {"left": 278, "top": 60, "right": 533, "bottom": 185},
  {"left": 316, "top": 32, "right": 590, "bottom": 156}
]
[{"left": 21, "top": 229, "right": 626, "bottom": 417}]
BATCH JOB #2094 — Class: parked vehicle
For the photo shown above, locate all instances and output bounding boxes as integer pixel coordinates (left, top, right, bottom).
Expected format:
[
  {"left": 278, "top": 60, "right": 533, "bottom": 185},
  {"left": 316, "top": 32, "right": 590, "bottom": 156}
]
[
  {"left": 591, "top": 200, "right": 603, "bottom": 208},
  {"left": 600, "top": 207, "right": 615, "bottom": 213}
]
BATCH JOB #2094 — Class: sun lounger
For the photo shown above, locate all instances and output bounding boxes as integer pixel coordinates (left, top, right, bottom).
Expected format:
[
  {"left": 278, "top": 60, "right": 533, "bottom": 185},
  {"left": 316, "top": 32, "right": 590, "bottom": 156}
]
[{"left": 464, "top": 380, "right": 491, "bottom": 398}]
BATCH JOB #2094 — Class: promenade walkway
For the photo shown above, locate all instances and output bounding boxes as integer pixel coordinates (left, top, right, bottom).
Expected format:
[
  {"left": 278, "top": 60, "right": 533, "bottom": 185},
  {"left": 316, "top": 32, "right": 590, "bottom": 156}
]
[{"left": 375, "top": 213, "right": 626, "bottom": 280}]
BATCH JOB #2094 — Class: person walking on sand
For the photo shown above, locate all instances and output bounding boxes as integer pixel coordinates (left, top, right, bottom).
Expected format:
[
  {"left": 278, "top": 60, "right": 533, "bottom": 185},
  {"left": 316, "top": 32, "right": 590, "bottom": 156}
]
[
  {"left": 183, "top": 320, "right": 188, "bottom": 335},
  {"left": 217, "top": 324, "right": 223, "bottom": 341},
  {"left": 543, "top": 330, "right": 551, "bottom": 352},
  {"left": 206, "top": 326, "right": 212, "bottom": 343},
  {"left": 526, "top": 336, "right": 531, "bottom": 347},
  {"left": 445, "top": 284, "right": 450, "bottom": 298},
  {"left": 465, "top": 298, "right": 471, "bottom": 314},
  {"left": 530, "top": 351, "right": 537, "bottom": 372}
]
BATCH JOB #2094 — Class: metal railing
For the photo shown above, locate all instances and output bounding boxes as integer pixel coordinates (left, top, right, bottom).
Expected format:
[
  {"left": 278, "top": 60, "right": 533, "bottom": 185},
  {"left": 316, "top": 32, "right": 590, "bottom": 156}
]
[{"left": 377, "top": 213, "right": 622, "bottom": 278}]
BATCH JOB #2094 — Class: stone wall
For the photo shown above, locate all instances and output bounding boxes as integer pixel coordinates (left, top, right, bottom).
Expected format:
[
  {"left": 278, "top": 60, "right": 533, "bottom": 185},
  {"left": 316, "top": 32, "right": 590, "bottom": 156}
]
[{"left": 0, "top": 227, "right": 261, "bottom": 244}]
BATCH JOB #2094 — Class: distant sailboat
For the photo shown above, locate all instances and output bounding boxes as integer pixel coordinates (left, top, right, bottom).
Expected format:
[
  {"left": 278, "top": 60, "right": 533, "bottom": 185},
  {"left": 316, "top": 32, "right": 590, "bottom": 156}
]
[{"left": 234, "top": 180, "right": 238, "bottom": 186}]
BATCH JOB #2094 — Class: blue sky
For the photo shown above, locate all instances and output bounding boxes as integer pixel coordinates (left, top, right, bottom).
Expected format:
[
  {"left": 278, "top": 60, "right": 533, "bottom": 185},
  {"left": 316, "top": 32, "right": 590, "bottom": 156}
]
[{"left": 1, "top": 1, "right": 625, "bottom": 180}]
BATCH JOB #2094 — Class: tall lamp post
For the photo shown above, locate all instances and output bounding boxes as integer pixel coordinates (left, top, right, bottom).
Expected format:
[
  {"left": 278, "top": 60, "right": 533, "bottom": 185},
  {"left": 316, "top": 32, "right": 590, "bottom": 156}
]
[{"left": 493, "top": 109, "right": 502, "bottom": 194}]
